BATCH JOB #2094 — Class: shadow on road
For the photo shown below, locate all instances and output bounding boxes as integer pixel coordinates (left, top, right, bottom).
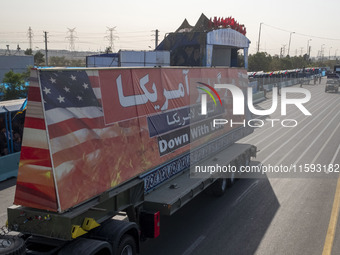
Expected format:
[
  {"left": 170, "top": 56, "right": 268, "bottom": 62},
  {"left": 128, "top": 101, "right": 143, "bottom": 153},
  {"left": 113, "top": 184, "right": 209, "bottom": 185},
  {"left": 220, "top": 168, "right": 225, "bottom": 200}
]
[
  {"left": 0, "top": 178, "right": 17, "bottom": 191},
  {"left": 141, "top": 165, "right": 279, "bottom": 255}
]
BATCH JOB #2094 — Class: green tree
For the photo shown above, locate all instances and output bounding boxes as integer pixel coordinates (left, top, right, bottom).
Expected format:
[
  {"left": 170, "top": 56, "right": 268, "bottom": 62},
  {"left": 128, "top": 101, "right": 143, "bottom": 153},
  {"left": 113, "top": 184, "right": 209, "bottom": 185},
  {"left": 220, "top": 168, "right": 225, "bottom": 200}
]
[
  {"left": 280, "top": 56, "right": 293, "bottom": 70},
  {"left": 49, "top": 56, "right": 85, "bottom": 67},
  {"left": 24, "top": 48, "right": 33, "bottom": 55},
  {"left": 49, "top": 56, "right": 69, "bottom": 66},
  {"left": 1, "top": 70, "right": 28, "bottom": 100},
  {"left": 69, "top": 59, "right": 85, "bottom": 67},
  {"left": 34, "top": 51, "right": 45, "bottom": 66},
  {"left": 248, "top": 52, "right": 272, "bottom": 72},
  {"left": 105, "top": 46, "right": 112, "bottom": 54}
]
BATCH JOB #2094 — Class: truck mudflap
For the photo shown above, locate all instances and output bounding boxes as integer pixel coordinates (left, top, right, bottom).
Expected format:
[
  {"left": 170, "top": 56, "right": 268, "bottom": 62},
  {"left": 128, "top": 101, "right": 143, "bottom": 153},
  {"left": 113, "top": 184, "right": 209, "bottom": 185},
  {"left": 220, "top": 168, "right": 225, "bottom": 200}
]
[{"left": 143, "top": 143, "right": 256, "bottom": 215}]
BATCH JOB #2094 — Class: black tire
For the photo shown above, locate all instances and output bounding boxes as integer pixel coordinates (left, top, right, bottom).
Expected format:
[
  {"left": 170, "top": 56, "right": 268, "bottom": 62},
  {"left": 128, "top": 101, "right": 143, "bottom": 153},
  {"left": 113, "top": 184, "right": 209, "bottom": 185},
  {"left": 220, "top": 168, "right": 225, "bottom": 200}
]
[
  {"left": 117, "top": 235, "right": 137, "bottom": 255},
  {"left": 227, "top": 171, "right": 236, "bottom": 187},
  {"left": 238, "top": 155, "right": 250, "bottom": 179},
  {"left": 58, "top": 238, "right": 112, "bottom": 255},
  {"left": 211, "top": 178, "right": 227, "bottom": 197},
  {"left": 244, "top": 155, "right": 251, "bottom": 167},
  {"left": 0, "top": 236, "right": 25, "bottom": 255}
]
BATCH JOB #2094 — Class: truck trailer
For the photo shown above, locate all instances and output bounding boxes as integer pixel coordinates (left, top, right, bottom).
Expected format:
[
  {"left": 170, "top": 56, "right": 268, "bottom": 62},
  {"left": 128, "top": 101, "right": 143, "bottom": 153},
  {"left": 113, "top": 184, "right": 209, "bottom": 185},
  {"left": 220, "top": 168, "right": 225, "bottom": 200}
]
[
  {"left": 1, "top": 66, "right": 257, "bottom": 255},
  {"left": 2, "top": 15, "right": 257, "bottom": 255}
]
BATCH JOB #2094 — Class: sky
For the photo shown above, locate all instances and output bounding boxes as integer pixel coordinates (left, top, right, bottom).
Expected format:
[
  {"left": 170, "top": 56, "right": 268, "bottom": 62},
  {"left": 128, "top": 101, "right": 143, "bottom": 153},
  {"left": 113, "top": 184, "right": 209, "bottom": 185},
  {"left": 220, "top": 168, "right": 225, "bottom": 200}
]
[{"left": 1, "top": 0, "right": 340, "bottom": 58}]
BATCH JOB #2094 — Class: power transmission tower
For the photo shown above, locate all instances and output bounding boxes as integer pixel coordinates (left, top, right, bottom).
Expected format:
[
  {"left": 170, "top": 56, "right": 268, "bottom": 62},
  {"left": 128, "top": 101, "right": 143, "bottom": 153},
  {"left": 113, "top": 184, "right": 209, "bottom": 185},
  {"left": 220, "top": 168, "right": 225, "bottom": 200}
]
[
  {"left": 281, "top": 45, "right": 286, "bottom": 58},
  {"left": 27, "top": 27, "right": 34, "bottom": 50},
  {"left": 15, "top": 44, "right": 21, "bottom": 55},
  {"left": 5, "top": 45, "right": 10, "bottom": 56},
  {"left": 66, "top": 28, "right": 77, "bottom": 52},
  {"left": 105, "top": 27, "right": 118, "bottom": 52}
]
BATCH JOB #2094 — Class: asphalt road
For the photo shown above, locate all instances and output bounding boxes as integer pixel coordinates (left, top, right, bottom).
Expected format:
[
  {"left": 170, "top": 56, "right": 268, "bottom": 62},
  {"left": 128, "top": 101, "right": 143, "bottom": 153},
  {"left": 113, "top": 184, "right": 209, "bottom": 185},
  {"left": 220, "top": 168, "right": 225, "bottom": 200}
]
[
  {"left": 141, "top": 79, "right": 340, "bottom": 255},
  {"left": 0, "top": 78, "right": 339, "bottom": 255}
]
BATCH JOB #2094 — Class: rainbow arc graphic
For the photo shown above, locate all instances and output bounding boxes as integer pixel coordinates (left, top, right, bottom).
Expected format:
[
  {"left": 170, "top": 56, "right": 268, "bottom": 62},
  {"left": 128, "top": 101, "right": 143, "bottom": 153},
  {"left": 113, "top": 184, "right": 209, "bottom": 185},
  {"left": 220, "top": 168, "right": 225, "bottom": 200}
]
[{"left": 197, "top": 82, "right": 223, "bottom": 106}]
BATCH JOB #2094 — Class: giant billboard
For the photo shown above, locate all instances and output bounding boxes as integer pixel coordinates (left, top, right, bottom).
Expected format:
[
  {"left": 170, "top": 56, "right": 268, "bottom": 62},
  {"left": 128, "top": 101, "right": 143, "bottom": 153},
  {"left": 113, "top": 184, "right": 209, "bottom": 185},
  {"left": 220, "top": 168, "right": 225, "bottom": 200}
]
[{"left": 14, "top": 67, "right": 249, "bottom": 212}]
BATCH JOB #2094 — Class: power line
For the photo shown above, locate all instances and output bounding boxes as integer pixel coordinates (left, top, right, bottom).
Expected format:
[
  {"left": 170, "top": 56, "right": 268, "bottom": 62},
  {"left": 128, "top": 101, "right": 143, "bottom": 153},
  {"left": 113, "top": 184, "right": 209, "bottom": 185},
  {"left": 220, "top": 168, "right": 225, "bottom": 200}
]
[{"left": 262, "top": 23, "right": 340, "bottom": 41}]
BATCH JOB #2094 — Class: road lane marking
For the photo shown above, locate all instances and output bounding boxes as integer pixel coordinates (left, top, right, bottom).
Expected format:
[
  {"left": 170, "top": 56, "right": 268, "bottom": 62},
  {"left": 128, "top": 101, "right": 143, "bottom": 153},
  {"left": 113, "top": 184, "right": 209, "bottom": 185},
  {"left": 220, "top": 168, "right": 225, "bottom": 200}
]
[
  {"left": 311, "top": 121, "right": 340, "bottom": 164},
  {"left": 261, "top": 100, "right": 340, "bottom": 163},
  {"left": 182, "top": 235, "right": 206, "bottom": 255},
  {"left": 292, "top": 110, "right": 340, "bottom": 166},
  {"left": 241, "top": 93, "right": 328, "bottom": 144},
  {"left": 232, "top": 180, "right": 259, "bottom": 207},
  {"left": 322, "top": 144, "right": 340, "bottom": 255}
]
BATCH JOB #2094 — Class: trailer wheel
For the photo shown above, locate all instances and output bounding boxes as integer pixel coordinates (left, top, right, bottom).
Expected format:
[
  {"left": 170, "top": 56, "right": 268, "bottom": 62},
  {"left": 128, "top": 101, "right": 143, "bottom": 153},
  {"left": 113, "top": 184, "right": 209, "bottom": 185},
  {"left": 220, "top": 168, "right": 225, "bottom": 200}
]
[
  {"left": 0, "top": 236, "right": 25, "bottom": 255},
  {"left": 244, "top": 154, "right": 251, "bottom": 167},
  {"left": 211, "top": 178, "right": 227, "bottom": 197},
  {"left": 227, "top": 171, "right": 236, "bottom": 187},
  {"left": 58, "top": 238, "right": 112, "bottom": 255},
  {"left": 117, "top": 235, "right": 137, "bottom": 255}
]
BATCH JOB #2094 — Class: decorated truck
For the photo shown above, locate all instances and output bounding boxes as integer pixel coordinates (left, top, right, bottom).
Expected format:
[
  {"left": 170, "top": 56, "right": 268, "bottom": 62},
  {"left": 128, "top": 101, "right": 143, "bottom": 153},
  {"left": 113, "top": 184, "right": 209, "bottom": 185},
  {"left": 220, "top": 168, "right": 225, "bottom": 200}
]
[{"left": 3, "top": 14, "right": 257, "bottom": 255}]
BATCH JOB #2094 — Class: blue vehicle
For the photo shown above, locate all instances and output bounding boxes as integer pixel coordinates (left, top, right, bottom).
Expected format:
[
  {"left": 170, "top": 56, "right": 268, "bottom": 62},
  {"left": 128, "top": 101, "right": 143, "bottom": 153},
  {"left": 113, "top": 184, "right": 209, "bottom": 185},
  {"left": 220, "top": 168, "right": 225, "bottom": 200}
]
[{"left": 0, "top": 98, "right": 26, "bottom": 181}]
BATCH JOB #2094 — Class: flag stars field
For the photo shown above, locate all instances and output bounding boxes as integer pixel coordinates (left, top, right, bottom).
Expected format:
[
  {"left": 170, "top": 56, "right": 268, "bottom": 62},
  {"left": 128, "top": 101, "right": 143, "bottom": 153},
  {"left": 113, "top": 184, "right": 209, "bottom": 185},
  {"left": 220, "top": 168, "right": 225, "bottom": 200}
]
[
  {"left": 57, "top": 95, "right": 65, "bottom": 103},
  {"left": 43, "top": 87, "right": 51, "bottom": 95}
]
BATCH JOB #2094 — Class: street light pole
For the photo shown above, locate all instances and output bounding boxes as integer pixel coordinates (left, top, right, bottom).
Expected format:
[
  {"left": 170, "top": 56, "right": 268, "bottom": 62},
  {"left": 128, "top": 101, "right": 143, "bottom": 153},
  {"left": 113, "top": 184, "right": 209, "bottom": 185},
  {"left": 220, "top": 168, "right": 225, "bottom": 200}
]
[
  {"left": 257, "top": 22, "right": 263, "bottom": 53},
  {"left": 329, "top": 47, "right": 332, "bottom": 60},
  {"left": 307, "top": 39, "right": 312, "bottom": 57},
  {"left": 321, "top": 44, "right": 325, "bottom": 61},
  {"left": 287, "top": 32, "right": 295, "bottom": 57}
]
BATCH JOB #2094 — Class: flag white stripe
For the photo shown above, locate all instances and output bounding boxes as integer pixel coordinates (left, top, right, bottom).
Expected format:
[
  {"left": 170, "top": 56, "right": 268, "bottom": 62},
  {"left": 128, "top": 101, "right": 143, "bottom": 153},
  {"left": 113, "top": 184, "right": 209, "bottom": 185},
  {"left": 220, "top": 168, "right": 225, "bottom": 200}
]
[
  {"left": 45, "top": 106, "right": 103, "bottom": 125},
  {"left": 26, "top": 101, "right": 44, "bottom": 119},
  {"left": 22, "top": 128, "right": 49, "bottom": 149},
  {"left": 49, "top": 125, "right": 121, "bottom": 154},
  {"left": 93, "top": 88, "right": 102, "bottom": 100},
  {"left": 21, "top": 164, "right": 52, "bottom": 172},
  {"left": 86, "top": 70, "right": 99, "bottom": 78},
  {"left": 54, "top": 148, "right": 101, "bottom": 179}
]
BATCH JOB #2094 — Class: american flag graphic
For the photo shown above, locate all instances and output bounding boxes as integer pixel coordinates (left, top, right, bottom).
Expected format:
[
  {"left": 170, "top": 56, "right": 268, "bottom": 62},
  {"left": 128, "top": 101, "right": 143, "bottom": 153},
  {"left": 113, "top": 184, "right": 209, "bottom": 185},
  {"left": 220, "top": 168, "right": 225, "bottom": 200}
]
[
  {"left": 40, "top": 71, "right": 104, "bottom": 174},
  {"left": 15, "top": 69, "right": 108, "bottom": 211},
  {"left": 14, "top": 70, "right": 58, "bottom": 211}
]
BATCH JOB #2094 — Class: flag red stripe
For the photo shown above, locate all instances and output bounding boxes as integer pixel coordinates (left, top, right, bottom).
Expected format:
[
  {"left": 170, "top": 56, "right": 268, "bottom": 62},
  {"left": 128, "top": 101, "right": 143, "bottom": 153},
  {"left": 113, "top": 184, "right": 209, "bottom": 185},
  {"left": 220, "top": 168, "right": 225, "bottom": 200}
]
[
  {"left": 27, "top": 86, "right": 42, "bottom": 102},
  {"left": 24, "top": 117, "right": 46, "bottom": 130},
  {"left": 14, "top": 182, "right": 58, "bottom": 211},
  {"left": 20, "top": 146, "right": 52, "bottom": 168},
  {"left": 88, "top": 75, "right": 100, "bottom": 88},
  {"left": 47, "top": 116, "right": 104, "bottom": 139}
]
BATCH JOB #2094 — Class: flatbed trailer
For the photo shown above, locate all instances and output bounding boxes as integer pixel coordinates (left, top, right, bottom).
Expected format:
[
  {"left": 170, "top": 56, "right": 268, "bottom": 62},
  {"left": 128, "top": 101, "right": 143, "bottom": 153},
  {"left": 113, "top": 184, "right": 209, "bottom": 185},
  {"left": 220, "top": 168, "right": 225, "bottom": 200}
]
[
  {"left": 2, "top": 15, "right": 257, "bottom": 254},
  {"left": 5, "top": 142, "right": 256, "bottom": 255},
  {"left": 2, "top": 64, "right": 257, "bottom": 254},
  {"left": 144, "top": 143, "right": 256, "bottom": 216}
]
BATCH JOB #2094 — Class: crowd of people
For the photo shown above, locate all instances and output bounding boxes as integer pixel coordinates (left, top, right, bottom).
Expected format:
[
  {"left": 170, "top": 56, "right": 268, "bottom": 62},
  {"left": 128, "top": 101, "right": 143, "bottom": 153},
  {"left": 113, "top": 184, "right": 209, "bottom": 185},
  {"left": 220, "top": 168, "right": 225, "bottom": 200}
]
[{"left": 0, "top": 114, "right": 24, "bottom": 156}]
